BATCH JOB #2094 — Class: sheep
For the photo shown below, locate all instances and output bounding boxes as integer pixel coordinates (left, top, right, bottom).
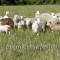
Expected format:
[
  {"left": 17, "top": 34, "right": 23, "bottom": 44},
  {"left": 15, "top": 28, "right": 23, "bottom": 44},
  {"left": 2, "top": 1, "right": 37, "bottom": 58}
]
[
  {"left": 13, "top": 15, "right": 25, "bottom": 28},
  {"left": 0, "top": 18, "right": 14, "bottom": 28},
  {"left": 32, "top": 18, "right": 42, "bottom": 35},
  {"left": 0, "top": 25, "right": 11, "bottom": 34},
  {"left": 35, "top": 12, "right": 57, "bottom": 29},
  {"left": 3, "top": 11, "right": 10, "bottom": 18},
  {"left": 35, "top": 12, "right": 48, "bottom": 31},
  {"left": 39, "top": 13, "right": 58, "bottom": 27},
  {"left": 47, "top": 21, "right": 60, "bottom": 31},
  {"left": 46, "top": 13, "right": 59, "bottom": 27}
]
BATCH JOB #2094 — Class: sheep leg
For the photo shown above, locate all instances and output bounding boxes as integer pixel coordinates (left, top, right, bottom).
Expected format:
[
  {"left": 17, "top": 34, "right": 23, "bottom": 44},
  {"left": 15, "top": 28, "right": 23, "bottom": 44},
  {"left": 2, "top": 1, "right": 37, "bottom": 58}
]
[{"left": 42, "top": 26, "right": 45, "bottom": 32}]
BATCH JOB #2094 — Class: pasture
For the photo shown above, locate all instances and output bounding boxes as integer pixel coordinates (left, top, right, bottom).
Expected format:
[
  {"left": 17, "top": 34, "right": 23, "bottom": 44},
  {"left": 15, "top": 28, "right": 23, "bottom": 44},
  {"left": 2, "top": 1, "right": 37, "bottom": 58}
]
[{"left": 0, "top": 5, "right": 60, "bottom": 60}]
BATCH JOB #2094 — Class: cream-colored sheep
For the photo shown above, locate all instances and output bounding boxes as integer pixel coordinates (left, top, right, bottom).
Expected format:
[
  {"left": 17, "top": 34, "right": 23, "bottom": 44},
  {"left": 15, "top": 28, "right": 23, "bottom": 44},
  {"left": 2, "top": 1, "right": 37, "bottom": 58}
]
[{"left": 47, "top": 21, "right": 60, "bottom": 31}]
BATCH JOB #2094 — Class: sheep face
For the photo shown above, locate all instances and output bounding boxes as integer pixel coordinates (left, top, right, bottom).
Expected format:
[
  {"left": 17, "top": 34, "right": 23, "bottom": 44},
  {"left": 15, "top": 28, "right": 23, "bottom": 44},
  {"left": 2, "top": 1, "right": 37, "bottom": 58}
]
[{"left": 47, "top": 20, "right": 51, "bottom": 27}]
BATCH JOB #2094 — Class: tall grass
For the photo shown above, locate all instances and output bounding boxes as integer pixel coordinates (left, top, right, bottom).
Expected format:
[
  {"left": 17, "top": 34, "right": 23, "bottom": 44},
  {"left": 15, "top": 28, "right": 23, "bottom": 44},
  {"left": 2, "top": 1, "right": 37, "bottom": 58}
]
[{"left": 0, "top": 5, "right": 60, "bottom": 60}]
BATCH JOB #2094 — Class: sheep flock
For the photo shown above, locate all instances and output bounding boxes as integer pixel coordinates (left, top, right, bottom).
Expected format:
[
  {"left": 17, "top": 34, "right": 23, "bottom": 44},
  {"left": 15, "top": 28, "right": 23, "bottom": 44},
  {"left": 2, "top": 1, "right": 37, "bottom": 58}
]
[{"left": 0, "top": 10, "right": 60, "bottom": 35}]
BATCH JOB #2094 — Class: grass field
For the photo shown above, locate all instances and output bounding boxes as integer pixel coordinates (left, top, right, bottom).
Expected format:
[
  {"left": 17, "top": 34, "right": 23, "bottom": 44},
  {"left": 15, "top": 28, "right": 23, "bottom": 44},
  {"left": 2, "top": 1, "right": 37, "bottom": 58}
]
[{"left": 0, "top": 5, "right": 60, "bottom": 60}]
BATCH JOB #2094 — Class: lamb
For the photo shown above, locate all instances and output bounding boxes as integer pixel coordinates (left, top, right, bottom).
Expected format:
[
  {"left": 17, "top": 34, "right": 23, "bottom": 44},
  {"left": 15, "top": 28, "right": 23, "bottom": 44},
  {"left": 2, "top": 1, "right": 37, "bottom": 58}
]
[
  {"left": 39, "top": 13, "right": 58, "bottom": 27},
  {"left": 32, "top": 18, "right": 42, "bottom": 35},
  {"left": 13, "top": 15, "right": 25, "bottom": 28},
  {"left": 0, "top": 25, "right": 11, "bottom": 34}
]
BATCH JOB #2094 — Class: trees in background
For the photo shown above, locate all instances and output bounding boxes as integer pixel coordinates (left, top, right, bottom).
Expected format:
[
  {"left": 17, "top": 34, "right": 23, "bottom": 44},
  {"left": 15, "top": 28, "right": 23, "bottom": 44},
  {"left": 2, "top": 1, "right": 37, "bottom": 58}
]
[{"left": 0, "top": 0, "right": 60, "bottom": 5}]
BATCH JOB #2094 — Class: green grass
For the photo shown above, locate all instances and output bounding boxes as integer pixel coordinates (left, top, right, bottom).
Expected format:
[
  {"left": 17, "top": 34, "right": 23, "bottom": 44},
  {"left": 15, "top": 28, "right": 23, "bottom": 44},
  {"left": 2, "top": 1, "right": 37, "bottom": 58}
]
[{"left": 0, "top": 5, "right": 60, "bottom": 60}]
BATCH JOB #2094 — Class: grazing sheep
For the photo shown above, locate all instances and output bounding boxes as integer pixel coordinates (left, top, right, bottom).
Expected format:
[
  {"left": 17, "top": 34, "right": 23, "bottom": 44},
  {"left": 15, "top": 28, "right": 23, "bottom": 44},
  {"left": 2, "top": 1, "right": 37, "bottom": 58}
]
[
  {"left": 39, "top": 13, "right": 58, "bottom": 27},
  {"left": 47, "top": 21, "right": 60, "bottom": 31},
  {"left": 32, "top": 18, "right": 42, "bottom": 35},
  {"left": 0, "top": 25, "right": 11, "bottom": 34},
  {"left": 3, "top": 11, "right": 10, "bottom": 18},
  {"left": 0, "top": 18, "right": 14, "bottom": 28},
  {"left": 13, "top": 15, "right": 25, "bottom": 28}
]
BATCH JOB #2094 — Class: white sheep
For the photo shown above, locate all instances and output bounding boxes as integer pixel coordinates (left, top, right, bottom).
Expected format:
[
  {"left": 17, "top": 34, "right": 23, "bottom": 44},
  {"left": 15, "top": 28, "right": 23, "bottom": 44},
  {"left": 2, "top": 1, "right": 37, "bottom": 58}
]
[
  {"left": 3, "top": 11, "right": 10, "bottom": 18},
  {"left": 32, "top": 18, "right": 42, "bottom": 35},
  {"left": 0, "top": 25, "right": 11, "bottom": 34},
  {"left": 39, "top": 13, "right": 58, "bottom": 27}
]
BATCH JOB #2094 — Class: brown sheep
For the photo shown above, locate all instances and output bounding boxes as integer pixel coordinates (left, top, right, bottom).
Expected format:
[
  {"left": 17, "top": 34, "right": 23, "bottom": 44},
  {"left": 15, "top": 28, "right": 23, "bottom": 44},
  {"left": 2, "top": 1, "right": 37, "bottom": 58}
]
[
  {"left": 0, "top": 18, "right": 14, "bottom": 28},
  {"left": 48, "top": 22, "right": 60, "bottom": 31}
]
